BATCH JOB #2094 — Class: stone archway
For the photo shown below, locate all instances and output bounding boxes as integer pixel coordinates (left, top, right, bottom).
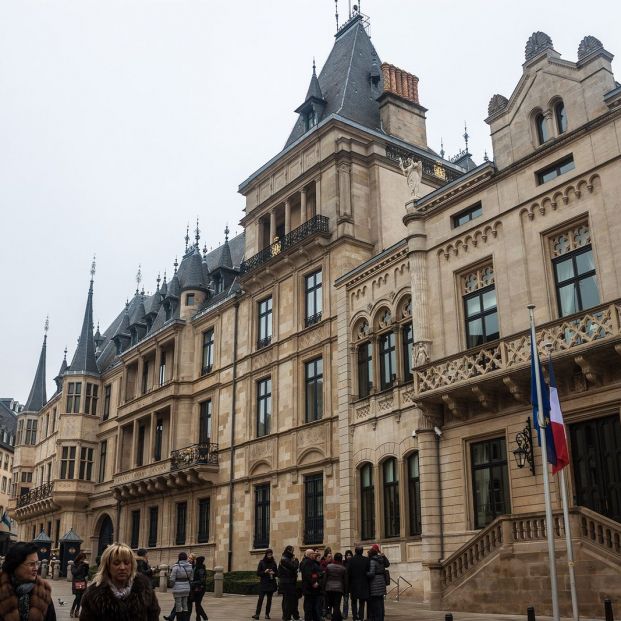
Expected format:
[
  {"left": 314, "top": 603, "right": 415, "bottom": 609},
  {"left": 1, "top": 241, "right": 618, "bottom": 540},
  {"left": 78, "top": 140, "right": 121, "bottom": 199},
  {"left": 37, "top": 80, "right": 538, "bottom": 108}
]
[{"left": 97, "top": 514, "right": 114, "bottom": 557}]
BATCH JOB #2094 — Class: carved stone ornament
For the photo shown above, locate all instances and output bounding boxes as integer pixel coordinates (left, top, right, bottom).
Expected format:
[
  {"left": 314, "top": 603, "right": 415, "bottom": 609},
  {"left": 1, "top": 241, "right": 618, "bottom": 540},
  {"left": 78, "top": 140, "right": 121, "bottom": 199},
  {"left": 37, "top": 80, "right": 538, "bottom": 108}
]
[
  {"left": 578, "top": 35, "right": 604, "bottom": 60},
  {"left": 398, "top": 157, "right": 423, "bottom": 199},
  {"left": 462, "top": 265, "right": 495, "bottom": 295},
  {"left": 488, "top": 94, "right": 509, "bottom": 117},
  {"left": 356, "top": 320, "right": 371, "bottom": 341},
  {"left": 525, "top": 32, "right": 554, "bottom": 61},
  {"left": 378, "top": 309, "right": 393, "bottom": 329},
  {"left": 549, "top": 223, "right": 590, "bottom": 258},
  {"left": 413, "top": 341, "right": 430, "bottom": 367}
]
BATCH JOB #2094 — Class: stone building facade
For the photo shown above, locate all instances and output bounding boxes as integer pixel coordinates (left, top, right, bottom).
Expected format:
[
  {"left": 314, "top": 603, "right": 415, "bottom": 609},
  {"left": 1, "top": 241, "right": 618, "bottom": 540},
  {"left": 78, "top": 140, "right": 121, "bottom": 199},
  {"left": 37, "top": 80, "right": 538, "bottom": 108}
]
[{"left": 8, "top": 14, "right": 621, "bottom": 617}]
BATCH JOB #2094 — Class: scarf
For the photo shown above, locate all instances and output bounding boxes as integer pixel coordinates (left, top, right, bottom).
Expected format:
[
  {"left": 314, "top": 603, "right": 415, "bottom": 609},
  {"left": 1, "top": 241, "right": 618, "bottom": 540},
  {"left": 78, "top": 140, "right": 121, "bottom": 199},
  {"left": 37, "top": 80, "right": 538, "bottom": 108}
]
[
  {"left": 13, "top": 580, "right": 35, "bottom": 621},
  {"left": 109, "top": 579, "right": 133, "bottom": 599}
]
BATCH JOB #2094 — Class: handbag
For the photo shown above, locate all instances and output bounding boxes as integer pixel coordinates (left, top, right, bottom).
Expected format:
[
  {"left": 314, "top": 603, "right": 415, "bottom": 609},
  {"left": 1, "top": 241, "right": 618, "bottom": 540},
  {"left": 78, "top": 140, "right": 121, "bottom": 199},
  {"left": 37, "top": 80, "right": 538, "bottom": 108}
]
[
  {"left": 384, "top": 569, "right": 391, "bottom": 586},
  {"left": 73, "top": 580, "right": 87, "bottom": 591}
]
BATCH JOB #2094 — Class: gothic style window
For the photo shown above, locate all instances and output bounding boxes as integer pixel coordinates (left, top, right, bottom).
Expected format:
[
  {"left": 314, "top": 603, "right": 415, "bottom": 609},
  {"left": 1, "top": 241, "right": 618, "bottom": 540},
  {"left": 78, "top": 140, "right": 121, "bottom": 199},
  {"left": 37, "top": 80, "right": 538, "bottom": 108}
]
[
  {"left": 305, "top": 358, "right": 323, "bottom": 423},
  {"left": 154, "top": 418, "right": 163, "bottom": 461},
  {"left": 379, "top": 332, "right": 397, "bottom": 390},
  {"left": 66, "top": 382, "right": 81, "bottom": 414},
  {"left": 148, "top": 507, "right": 158, "bottom": 548},
  {"left": 60, "top": 446, "right": 76, "bottom": 480},
  {"left": 305, "top": 270, "right": 323, "bottom": 327},
  {"left": 197, "top": 498, "right": 210, "bottom": 543},
  {"left": 254, "top": 484, "right": 270, "bottom": 549},
  {"left": 199, "top": 400, "right": 212, "bottom": 443},
  {"left": 159, "top": 352, "right": 166, "bottom": 385},
  {"left": 175, "top": 502, "right": 187, "bottom": 545},
  {"left": 471, "top": 437, "right": 510, "bottom": 529},
  {"left": 357, "top": 342, "right": 373, "bottom": 398},
  {"left": 258, "top": 297, "right": 273, "bottom": 348},
  {"left": 402, "top": 324, "right": 413, "bottom": 382},
  {"left": 98, "top": 440, "right": 107, "bottom": 483},
  {"left": 130, "top": 510, "right": 140, "bottom": 549},
  {"left": 257, "top": 379, "right": 271, "bottom": 437},
  {"left": 551, "top": 225, "right": 599, "bottom": 317},
  {"left": 85, "top": 383, "right": 98, "bottom": 415},
  {"left": 102, "top": 384, "right": 111, "bottom": 420},
  {"left": 535, "top": 112, "right": 549, "bottom": 144},
  {"left": 536, "top": 155, "right": 575, "bottom": 185},
  {"left": 304, "top": 474, "right": 324, "bottom": 545},
  {"left": 202, "top": 329, "right": 214, "bottom": 374},
  {"left": 463, "top": 266, "right": 498, "bottom": 348},
  {"left": 383, "top": 458, "right": 400, "bottom": 538},
  {"left": 78, "top": 447, "right": 93, "bottom": 481},
  {"left": 360, "top": 463, "right": 375, "bottom": 541},
  {"left": 555, "top": 101, "right": 567, "bottom": 134},
  {"left": 408, "top": 452, "right": 422, "bottom": 536}
]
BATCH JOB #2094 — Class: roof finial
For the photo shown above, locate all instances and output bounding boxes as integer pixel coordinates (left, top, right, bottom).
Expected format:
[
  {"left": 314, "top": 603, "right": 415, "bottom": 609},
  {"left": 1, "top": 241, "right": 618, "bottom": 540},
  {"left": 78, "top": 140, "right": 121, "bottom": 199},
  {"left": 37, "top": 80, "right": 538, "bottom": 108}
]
[
  {"left": 174, "top": 256, "right": 178, "bottom": 274},
  {"left": 484, "top": 150, "right": 490, "bottom": 162},
  {"left": 335, "top": 0, "right": 339, "bottom": 31},
  {"left": 463, "top": 121, "right": 470, "bottom": 153},
  {"left": 224, "top": 224, "right": 230, "bottom": 242},
  {"left": 312, "top": 57, "right": 316, "bottom": 76},
  {"left": 135, "top": 264, "right": 142, "bottom": 294},
  {"left": 90, "top": 254, "right": 96, "bottom": 283},
  {"left": 185, "top": 224, "right": 190, "bottom": 251},
  {"left": 44, "top": 315, "right": 49, "bottom": 343},
  {"left": 63, "top": 346, "right": 67, "bottom": 361},
  {"left": 440, "top": 138, "right": 445, "bottom": 160},
  {"left": 156, "top": 272, "right": 161, "bottom": 290},
  {"left": 163, "top": 270, "right": 167, "bottom": 283},
  {"left": 203, "top": 242, "right": 208, "bottom": 256}
]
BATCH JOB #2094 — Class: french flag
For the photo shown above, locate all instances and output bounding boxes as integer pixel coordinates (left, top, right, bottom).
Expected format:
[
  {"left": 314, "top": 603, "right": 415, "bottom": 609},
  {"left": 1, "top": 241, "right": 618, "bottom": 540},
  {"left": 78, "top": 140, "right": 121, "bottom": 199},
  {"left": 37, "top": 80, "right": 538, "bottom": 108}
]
[
  {"left": 531, "top": 341, "right": 557, "bottom": 468},
  {"left": 547, "top": 356, "right": 570, "bottom": 474}
]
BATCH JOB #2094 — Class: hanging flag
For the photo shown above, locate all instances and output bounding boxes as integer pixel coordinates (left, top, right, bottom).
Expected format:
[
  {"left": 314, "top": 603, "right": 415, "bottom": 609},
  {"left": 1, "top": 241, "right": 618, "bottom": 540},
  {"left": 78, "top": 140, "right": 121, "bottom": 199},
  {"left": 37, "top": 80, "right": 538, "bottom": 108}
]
[
  {"left": 0, "top": 511, "right": 11, "bottom": 533},
  {"left": 547, "top": 356, "right": 570, "bottom": 474},
  {"left": 530, "top": 340, "right": 557, "bottom": 468}
]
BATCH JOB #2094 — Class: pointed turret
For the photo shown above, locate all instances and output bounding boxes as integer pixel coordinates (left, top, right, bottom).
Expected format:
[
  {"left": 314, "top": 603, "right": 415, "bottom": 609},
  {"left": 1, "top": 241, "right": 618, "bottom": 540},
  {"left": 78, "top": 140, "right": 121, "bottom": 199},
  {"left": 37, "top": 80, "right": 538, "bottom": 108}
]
[
  {"left": 70, "top": 260, "right": 100, "bottom": 375},
  {"left": 54, "top": 347, "right": 68, "bottom": 394},
  {"left": 294, "top": 59, "right": 327, "bottom": 135},
  {"left": 24, "top": 321, "right": 48, "bottom": 412}
]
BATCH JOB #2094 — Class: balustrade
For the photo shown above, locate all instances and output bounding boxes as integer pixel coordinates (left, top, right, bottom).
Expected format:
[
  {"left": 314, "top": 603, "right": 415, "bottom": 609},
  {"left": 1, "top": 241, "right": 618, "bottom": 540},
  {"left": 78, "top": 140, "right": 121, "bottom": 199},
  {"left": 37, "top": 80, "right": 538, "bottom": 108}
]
[
  {"left": 16, "top": 483, "right": 53, "bottom": 508},
  {"left": 170, "top": 442, "right": 218, "bottom": 471}
]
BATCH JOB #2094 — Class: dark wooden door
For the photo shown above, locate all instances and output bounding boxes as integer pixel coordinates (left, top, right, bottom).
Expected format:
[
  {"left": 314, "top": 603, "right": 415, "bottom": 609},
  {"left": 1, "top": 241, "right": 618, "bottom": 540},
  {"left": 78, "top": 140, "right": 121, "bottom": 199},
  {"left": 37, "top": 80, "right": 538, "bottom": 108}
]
[
  {"left": 570, "top": 414, "right": 621, "bottom": 523},
  {"left": 97, "top": 515, "right": 114, "bottom": 556}
]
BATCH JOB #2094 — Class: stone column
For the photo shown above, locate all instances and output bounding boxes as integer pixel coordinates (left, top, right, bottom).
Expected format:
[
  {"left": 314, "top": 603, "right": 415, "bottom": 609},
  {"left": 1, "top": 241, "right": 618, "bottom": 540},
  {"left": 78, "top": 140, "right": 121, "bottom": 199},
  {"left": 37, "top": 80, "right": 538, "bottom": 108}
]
[
  {"left": 159, "top": 564, "right": 169, "bottom": 592},
  {"left": 270, "top": 209, "right": 276, "bottom": 241},
  {"left": 284, "top": 199, "right": 291, "bottom": 234},
  {"left": 543, "top": 108, "right": 555, "bottom": 140},
  {"left": 213, "top": 566, "right": 224, "bottom": 597},
  {"left": 315, "top": 178, "right": 321, "bottom": 215},
  {"left": 66, "top": 560, "right": 73, "bottom": 581},
  {"left": 300, "top": 188, "right": 307, "bottom": 223}
]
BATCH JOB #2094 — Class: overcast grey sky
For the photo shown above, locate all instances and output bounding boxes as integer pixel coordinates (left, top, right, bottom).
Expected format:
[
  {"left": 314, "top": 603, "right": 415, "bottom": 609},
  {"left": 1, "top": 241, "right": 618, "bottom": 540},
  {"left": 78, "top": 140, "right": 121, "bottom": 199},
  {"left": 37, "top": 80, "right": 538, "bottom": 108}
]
[{"left": 1, "top": 0, "right": 619, "bottom": 402}]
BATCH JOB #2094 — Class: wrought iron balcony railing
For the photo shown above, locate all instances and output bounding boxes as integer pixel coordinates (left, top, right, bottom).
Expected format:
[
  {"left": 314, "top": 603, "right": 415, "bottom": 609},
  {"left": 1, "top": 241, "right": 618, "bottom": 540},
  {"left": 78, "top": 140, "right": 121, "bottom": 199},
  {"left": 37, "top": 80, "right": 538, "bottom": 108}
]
[
  {"left": 170, "top": 442, "right": 218, "bottom": 471},
  {"left": 17, "top": 483, "right": 53, "bottom": 508},
  {"left": 305, "top": 311, "right": 323, "bottom": 328},
  {"left": 240, "top": 215, "right": 330, "bottom": 274}
]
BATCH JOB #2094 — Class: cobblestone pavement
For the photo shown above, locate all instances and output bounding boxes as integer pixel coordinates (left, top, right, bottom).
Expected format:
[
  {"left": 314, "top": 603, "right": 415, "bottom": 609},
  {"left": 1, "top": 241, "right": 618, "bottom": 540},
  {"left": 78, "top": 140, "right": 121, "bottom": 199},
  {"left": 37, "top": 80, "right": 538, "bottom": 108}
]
[{"left": 48, "top": 580, "right": 603, "bottom": 621}]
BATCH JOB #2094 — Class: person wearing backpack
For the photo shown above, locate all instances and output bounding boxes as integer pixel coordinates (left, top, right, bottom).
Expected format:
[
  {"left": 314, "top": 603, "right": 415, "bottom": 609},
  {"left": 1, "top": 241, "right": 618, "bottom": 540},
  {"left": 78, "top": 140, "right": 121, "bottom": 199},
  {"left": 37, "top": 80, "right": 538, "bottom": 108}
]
[
  {"left": 168, "top": 552, "right": 193, "bottom": 621},
  {"left": 252, "top": 549, "right": 278, "bottom": 619}
]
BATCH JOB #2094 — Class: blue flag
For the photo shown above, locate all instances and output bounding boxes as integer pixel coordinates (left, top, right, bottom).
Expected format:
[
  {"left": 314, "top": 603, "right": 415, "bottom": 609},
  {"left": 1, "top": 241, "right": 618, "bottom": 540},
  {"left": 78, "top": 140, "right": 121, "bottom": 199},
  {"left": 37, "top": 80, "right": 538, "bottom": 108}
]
[{"left": 530, "top": 340, "right": 557, "bottom": 467}]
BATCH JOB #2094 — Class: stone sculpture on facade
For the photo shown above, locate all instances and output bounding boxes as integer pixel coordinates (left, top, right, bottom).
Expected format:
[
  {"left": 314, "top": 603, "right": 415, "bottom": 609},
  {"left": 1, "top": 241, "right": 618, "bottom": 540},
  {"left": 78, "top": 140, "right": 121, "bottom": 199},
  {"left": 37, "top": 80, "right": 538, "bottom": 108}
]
[{"left": 399, "top": 156, "right": 423, "bottom": 199}]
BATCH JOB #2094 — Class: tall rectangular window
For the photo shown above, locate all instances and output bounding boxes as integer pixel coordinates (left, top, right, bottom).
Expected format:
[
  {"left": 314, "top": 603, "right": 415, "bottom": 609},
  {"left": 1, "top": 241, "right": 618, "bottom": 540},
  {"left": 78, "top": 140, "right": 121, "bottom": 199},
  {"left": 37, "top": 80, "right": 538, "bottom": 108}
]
[
  {"left": 159, "top": 352, "right": 166, "bottom": 385},
  {"left": 305, "top": 270, "right": 323, "bottom": 327},
  {"left": 408, "top": 452, "right": 421, "bottom": 536},
  {"left": 85, "top": 383, "right": 98, "bottom": 415},
  {"left": 254, "top": 484, "right": 270, "bottom": 548},
  {"left": 305, "top": 358, "right": 323, "bottom": 423},
  {"left": 256, "top": 379, "right": 271, "bottom": 437},
  {"left": 78, "top": 447, "right": 93, "bottom": 481},
  {"left": 60, "top": 446, "right": 76, "bottom": 480},
  {"left": 383, "top": 458, "right": 400, "bottom": 538},
  {"left": 175, "top": 502, "right": 187, "bottom": 545},
  {"left": 202, "top": 329, "right": 214, "bottom": 374},
  {"left": 257, "top": 297, "right": 273, "bottom": 348},
  {"left": 98, "top": 440, "right": 107, "bottom": 483},
  {"left": 142, "top": 361, "right": 150, "bottom": 394},
  {"left": 44, "top": 414, "right": 49, "bottom": 438},
  {"left": 357, "top": 342, "right": 373, "bottom": 399},
  {"left": 199, "top": 401, "right": 212, "bottom": 443},
  {"left": 136, "top": 424, "right": 146, "bottom": 467},
  {"left": 148, "top": 507, "right": 158, "bottom": 548},
  {"left": 464, "top": 286, "right": 499, "bottom": 348},
  {"left": 66, "top": 382, "right": 81, "bottom": 414},
  {"left": 154, "top": 418, "right": 163, "bottom": 461},
  {"left": 360, "top": 463, "right": 375, "bottom": 541},
  {"left": 103, "top": 384, "right": 111, "bottom": 420},
  {"left": 553, "top": 245, "right": 599, "bottom": 317},
  {"left": 130, "top": 510, "right": 140, "bottom": 549},
  {"left": 197, "top": 498, "right": 210, "bottom": 543},
  {"left": 25, "top": 420, "right": 37, "bottom": 445},
  {"left": 379, "top": 332, "right": 397, "bottom": 390},
  {"left": 304, "top": 474, "right": 324, "bottom": 545},
  {"left": 402, "top": 324, "right": 413, "bottom": 382},
  {"left": 471, "top": 437, "right": 510, "bottom": 529}
]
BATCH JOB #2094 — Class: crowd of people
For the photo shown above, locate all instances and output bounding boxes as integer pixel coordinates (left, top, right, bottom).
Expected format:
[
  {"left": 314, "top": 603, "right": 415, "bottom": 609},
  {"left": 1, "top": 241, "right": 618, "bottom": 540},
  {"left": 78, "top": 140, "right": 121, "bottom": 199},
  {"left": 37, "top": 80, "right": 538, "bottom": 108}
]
[{"left": 254, "top": 544, "right": 390, "bottom": 621}]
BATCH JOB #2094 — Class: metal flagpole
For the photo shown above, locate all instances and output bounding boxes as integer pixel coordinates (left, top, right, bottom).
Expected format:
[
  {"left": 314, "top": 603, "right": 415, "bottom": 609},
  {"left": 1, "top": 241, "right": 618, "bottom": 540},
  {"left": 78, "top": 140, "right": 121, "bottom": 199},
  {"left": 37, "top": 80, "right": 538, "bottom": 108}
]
[
  {"left": 559, "top": 468, "right": 579, "bottom": 620},
  {"left": 528, "top": 304, "right": 560, "bottom": 621}
]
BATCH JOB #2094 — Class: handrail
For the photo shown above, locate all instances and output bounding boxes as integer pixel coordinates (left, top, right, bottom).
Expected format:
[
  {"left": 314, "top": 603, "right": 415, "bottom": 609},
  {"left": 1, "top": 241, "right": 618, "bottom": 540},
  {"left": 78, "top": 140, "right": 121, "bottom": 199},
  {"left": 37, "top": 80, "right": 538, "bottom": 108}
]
[
  {"left": 575, "top": 505, "right": 621, "bottom": 557},
  {"left": 170, "top": 442, "right": 219, "bottom": 470},
  {"left": 387, "top": 575, "right": 413, "bottom": 602}
]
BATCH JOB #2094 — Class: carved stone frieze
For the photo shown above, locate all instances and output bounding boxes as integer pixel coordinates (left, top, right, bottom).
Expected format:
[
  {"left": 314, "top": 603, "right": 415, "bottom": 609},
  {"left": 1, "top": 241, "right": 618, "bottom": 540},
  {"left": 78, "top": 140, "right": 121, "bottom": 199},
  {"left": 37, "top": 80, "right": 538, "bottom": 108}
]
[
  {"left": 298, "top": 425, "right": 325, "bottom": 448},
  {"left": 440, "top": 221, "right": 501, "bottom": 261}
]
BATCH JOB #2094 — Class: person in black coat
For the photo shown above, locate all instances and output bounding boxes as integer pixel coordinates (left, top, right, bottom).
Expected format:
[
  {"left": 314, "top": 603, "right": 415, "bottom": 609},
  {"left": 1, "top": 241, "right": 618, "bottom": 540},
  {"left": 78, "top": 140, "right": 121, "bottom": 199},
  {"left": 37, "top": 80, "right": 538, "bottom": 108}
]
[
  {"left": 346, "top": 546, "right": 370, "bottom": 621},
  {"left": 366, "top": 545, "right": 389, "bottom": 621},
  {"left": 70, "top": 553, "right": 90, "bottom": 617},
  {"left": 191, "top": 556, "right": 208, "bottom": 621},
  {"left": 252, "top": 549, "right": 278, "bottom": 619},
  {"left": 300, "top": 549, "right": 322, "bottom": 621},
  {"left": 277, "top": 545, "right": 300, "bottom": 621}
]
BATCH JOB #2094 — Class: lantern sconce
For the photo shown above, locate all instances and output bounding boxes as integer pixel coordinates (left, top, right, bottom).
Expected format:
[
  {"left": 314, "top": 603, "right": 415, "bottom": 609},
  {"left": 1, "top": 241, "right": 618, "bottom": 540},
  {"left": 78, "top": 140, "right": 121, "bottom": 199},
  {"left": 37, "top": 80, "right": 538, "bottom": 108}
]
[{"left": 513, "top": 417, "right": 535, "bottom": 476}]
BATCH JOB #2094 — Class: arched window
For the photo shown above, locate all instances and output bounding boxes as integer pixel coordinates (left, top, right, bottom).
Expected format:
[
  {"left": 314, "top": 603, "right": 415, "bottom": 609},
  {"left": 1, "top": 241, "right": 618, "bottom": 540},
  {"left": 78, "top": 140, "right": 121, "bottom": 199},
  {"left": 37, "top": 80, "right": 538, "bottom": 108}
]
[
  {"left": 360, "top": 463, "right": 375, "bottom": 541},
  {"left": 535, "top": 113, "right": 549, "bottom": 144},
  {"left": 555, "top": 101, "right": 567, "bottom": 134},
  {"left": 408, "top": 453, "right": 421, "bottom": 536},
  {"left": 383, "top": 458, "right": 400, "bottom": 538},
  {"left": 379, "top": 332, "right": 397, "bottom": 390}
]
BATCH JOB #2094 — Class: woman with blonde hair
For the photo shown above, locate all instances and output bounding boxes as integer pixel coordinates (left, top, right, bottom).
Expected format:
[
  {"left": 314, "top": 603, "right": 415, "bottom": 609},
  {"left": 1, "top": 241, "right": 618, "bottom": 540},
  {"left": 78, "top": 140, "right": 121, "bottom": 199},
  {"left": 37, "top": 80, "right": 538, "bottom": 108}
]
[{"left": 78, "top": 543, "right": 160, "bottom": 621}]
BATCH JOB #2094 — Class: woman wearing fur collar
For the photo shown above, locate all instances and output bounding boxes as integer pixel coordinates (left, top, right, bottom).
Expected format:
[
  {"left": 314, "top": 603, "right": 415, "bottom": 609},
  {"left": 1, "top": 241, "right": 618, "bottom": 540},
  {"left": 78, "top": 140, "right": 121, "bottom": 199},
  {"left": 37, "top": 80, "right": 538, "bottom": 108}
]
[
  {"left": 78, "top": 543, "right": 159, "bottom": 621},
  {"left": 0, "top": 541, "right": 56, "bottom": 621}
]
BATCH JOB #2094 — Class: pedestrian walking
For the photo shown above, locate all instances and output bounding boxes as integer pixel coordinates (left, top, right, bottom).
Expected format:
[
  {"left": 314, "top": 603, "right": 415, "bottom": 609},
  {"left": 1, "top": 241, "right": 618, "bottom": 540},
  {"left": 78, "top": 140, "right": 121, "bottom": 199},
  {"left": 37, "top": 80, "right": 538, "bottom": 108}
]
[
  {"left": 0, "top": 541, "right": 56, "bottom": 621},
  {"left": 347, "top": 546, "right": 370, "bottom": 621},
  {"left": 70, "top": 552, "right": 89, "bottom": 617},
  {"left": 191, "top": 556, "right": 208, "bottom": 621},
  {"left": 277, "top": 545, "right": 299, "bottom": 621},
  {"left": 366, "top": 545, "right": 389, "bottom": 621},
  {"left": 342, "top": 550, "right": 353, "bottom": 619},
  {"left": 78, "top": 542, "right": 160, "bottom": 621},
  {"left": 252, "top": 548, "right": 278, "bottom": 619},
  {"left": 300, "top": 549, "right": 322, "bottom": 621},
  {"left": 323, "top": 552, "right": 348, "bottom": 621},
  {"left": 135, "top": 549, "right": 153, "bottom": 579},
  {"left": 168, "top": 552, "right": 193, "bottom": 621}
]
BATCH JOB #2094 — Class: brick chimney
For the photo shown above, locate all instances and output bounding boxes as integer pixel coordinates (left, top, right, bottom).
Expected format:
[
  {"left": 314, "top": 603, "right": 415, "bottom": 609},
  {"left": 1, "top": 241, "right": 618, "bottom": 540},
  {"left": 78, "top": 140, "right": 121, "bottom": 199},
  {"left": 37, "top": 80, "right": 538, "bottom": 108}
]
[{"left": 378, "top": 63, "right": 428, "bottom": 147}]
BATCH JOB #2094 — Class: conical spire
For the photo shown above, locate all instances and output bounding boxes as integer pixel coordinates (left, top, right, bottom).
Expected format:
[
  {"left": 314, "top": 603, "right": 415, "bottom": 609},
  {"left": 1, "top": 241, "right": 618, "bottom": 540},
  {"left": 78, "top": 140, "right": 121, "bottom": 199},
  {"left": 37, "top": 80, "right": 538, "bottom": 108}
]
[
  {"left": 220, "top": 226, "right": 233, "bottom": 269},
  {"left": 69, "top": 258, "right": 100, "bottom": 375},
  {"left": 305, "top": 58, "right": 324, "bottom": 101},
  {"left": 24, "top": 318, "right": 48, "bottom": 412}
]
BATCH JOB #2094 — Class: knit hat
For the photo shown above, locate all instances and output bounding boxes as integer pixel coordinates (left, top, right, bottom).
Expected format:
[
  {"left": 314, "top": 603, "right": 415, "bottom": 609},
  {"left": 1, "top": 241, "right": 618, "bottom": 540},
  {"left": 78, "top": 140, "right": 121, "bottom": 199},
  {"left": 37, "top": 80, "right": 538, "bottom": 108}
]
[{"left": 370, "top": 544, "right": 380, "bottom": 553}]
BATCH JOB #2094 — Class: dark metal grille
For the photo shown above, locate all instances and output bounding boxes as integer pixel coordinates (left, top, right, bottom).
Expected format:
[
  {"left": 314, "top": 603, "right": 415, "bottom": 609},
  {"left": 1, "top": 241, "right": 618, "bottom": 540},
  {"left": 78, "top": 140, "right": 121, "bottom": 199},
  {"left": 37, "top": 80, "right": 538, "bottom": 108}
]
[
  {"left": 16, "top": 483, "right": 53, "bottom": 508},
  {"left": 170, "top": 442, "right": 219, "bottom": 470},
  {"left": 304, "top": 474, "right": 324, "bottom": 545}
]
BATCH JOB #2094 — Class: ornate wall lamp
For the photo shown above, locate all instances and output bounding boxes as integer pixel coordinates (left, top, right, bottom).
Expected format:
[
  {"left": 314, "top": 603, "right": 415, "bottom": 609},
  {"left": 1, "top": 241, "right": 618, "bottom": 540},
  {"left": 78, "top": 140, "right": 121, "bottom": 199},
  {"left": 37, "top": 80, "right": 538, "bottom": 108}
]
[{"left": 513, "top": 417, "right": 535, "bottom": 476}]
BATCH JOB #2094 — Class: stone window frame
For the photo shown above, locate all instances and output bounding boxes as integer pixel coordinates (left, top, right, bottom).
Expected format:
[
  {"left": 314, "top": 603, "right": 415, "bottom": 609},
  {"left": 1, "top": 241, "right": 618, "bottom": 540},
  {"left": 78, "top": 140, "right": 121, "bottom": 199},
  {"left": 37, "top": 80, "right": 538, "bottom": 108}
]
[
  {"left": 253, "top": 482, "right": 271, "bottom": 549},
  {"left": 380, "top": 455, "right": 401, "bottom": 539},
  {"left": 256, "top": 376, "right": 272, "bottom": 438},
  {"left": 303, "top": 266, "right": 323, "bottom": 328},
  {"left": 358, "top": 461, "right": 376, "bottom": 542},
  {"left": 405, "top": 450, "right": 422, "bottom": 537}
]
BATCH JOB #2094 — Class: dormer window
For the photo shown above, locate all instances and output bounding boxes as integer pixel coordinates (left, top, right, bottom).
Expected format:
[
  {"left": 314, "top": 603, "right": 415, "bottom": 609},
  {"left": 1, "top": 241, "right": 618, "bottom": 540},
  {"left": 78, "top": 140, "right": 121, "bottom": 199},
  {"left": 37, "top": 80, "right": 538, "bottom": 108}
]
[
  {"left": 304, "top": 109, "right": 317, "bottom": 131},
  {"left": 186, "top": 293, "right": 195, "bottom": 306},
  {"left": 535, "top": 113, "right": 549, "bottom": 144},
  {"left": 555, "top": 101, "right": 567, "bottom": 134}
]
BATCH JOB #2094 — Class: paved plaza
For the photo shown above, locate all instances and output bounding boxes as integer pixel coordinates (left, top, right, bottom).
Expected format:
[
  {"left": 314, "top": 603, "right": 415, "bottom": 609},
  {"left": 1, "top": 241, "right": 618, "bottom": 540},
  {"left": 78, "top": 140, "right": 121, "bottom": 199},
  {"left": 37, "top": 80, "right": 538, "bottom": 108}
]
[{"left": 47, "top": 580, "right": 606, "bottom": 621}]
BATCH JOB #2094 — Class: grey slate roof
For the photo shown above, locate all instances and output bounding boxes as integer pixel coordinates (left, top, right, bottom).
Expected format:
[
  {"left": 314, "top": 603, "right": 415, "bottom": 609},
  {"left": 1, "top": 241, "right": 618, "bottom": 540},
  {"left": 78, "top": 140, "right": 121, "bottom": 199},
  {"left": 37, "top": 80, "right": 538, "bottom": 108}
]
[
  {"left": 285, "top": 15, "right": 384, "bottom": 148},
  {"left": 24, "top": 334, "right": 47, "bottom": 412},
  {"left": 0, "top": 399, "right": 17, "bottom": 448},
  {"left": 69, "top": 280, "right": 100, "bottom": 376},
  {"left": 205, "top": 233, "right": 245, "bottom": 271}
]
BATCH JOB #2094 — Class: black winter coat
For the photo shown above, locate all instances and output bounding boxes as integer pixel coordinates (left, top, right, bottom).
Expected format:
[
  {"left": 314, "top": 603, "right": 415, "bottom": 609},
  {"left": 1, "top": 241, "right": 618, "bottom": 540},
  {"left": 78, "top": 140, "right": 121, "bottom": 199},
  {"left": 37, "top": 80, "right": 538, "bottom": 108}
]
[
  {"left": 257, "top": 558, "right": 278, "bottom": 594},
  {"left": 300, "top": 557, "right": 323, "bottom": 597},
  {"left": 78, "top": 573, "right": 160, "bottom": 621},
  {"left": 347, "top": 553, "right": 370, "bottom": 600},
  {"left": 367, "top": 554, "right": 390, "bottom": 598},
  {"left": 277, "top": 553, "right": 299, "bottom": 587}
]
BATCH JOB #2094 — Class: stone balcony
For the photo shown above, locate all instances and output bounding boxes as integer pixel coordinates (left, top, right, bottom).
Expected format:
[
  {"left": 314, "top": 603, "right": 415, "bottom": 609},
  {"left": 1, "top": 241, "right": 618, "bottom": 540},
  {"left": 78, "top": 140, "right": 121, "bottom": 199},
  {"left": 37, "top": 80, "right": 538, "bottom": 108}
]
[
  {"left": 414, "top": 300, "right": 621, "bottom": 418},
  {"left": 112, "top": 442, "right": 219, "bottom": 499},
  {"left": 12, "top": 483, "right": 56, "bottom": 519}
]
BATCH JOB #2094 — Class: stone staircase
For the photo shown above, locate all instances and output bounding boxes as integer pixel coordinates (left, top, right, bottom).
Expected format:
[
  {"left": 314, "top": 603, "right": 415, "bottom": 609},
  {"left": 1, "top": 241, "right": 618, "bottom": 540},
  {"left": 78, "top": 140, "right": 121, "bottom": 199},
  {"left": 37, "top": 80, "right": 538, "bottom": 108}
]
[{"left": 440, "top": 507, "right": 621, "bottom": 618}]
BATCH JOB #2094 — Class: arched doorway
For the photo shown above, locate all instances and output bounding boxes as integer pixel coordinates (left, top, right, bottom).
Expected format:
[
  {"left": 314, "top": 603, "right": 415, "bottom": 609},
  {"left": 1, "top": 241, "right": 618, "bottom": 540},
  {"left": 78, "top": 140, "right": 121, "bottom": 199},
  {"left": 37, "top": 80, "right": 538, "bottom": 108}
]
[{"left": 97, "top": 515, "right": 114, "bottom": 557}]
